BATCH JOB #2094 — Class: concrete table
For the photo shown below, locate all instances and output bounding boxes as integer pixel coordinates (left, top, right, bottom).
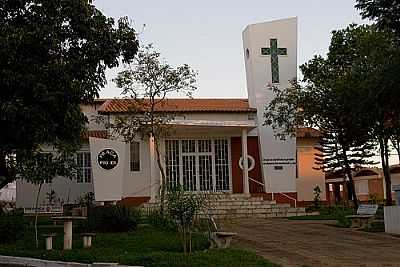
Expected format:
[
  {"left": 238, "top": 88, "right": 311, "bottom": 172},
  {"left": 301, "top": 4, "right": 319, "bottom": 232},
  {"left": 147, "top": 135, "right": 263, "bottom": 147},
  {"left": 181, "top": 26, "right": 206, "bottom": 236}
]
[
  {"left": 41, "top": 233, "right": 57, "bottom": 250},
  {"left": 52, "top": 216, "right": 86, "bottom": 250}
]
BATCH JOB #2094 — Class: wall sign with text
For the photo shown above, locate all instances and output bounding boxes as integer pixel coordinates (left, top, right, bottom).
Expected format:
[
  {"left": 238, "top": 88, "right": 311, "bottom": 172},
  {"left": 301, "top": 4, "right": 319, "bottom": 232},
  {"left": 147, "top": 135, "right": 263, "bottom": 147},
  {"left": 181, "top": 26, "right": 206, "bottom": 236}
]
[
  {"left": 263, "top": 158, "right": 296, "bottom": 165},
  {"left": 97, "top": 149, "right": 119, "bottom": 170}
]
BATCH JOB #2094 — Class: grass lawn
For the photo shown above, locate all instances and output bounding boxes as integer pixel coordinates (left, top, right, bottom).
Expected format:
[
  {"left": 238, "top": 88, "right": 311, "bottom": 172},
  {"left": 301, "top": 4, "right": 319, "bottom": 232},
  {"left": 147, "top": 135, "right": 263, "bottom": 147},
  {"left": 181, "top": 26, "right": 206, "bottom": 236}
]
[{"left": 0, "top": 224, "right": 279, "bottom": 267}]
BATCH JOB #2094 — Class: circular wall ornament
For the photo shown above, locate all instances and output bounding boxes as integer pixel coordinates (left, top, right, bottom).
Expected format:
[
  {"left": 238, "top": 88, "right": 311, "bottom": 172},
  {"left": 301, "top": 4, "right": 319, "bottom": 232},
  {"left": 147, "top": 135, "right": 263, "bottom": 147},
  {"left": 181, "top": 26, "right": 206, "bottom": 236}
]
[
  {"left": 239, "top": 155, "right": 255, "bottom": 171},
  {"left": 97, "top": 149, "right": 119, "bottom": 170}
]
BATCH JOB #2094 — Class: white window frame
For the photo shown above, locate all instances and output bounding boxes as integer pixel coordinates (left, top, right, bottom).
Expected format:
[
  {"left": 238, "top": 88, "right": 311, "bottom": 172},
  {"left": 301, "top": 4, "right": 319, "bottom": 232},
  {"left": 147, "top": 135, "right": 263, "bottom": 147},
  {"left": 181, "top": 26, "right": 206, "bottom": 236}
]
[
  {"left": 165, "top": 138, "right": 232, "bottom": 193},
  {"left": 130, "top": 141, "right": 141, "bottom": 172},
  {"left": 76, "top": 151, "right": 92, "bottom": 184}
]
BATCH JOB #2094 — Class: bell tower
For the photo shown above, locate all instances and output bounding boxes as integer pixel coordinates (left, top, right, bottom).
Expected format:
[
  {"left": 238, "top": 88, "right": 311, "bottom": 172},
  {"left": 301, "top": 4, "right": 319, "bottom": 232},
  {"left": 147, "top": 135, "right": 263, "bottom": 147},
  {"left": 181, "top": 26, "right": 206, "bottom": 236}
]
[{"left": 243, "top": 18, "right": 298, "bottom": 194}]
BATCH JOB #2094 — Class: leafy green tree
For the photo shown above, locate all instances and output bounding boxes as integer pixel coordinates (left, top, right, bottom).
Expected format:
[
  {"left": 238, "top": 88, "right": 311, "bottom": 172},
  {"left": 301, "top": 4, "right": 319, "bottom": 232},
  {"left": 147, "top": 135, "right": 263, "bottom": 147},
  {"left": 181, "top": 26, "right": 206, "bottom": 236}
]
[
  {"left": 0, "top": 0, "right": 139, "bottom": 189},
  {"left": 265, "top": 25, "right": 382, "bottom": 209},
  {"left": 350, "top": 26, "right": 400, "bottom": 206},
  {"left": 102, "top": 45, "right": 197, "bottom": 215},
  {"left": 166, "top": 186, "right": 206, "bottom": 255},
  {"left": 266, "top": 24, "right": 400, "bottom": 206},
  {"left": 17, "top": 151, "right": 76, "bottom": 248},
  {"left": 356, "top": 0, "right": 400, "bottom": 34}
]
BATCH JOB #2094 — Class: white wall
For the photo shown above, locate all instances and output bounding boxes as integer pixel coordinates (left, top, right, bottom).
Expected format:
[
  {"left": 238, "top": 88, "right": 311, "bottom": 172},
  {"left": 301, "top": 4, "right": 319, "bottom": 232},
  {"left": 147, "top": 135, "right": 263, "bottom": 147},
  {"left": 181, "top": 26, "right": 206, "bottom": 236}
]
[
  {"left": 122, "top": 139, "right": 152, "bottom": 198},
  {"left": 16, "top": 144, "right": 94, "bottom": 208},
  {"left": 385, "top": 206, "right": 400, "bottom": 234}
]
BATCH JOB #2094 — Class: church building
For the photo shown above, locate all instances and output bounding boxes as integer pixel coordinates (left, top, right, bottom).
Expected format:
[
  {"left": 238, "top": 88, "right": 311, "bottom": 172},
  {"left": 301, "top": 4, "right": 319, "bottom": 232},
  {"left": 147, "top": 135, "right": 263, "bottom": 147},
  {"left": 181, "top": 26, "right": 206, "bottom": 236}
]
[{"left": 16, "top": 18, "right": 327, "bottom": 209}]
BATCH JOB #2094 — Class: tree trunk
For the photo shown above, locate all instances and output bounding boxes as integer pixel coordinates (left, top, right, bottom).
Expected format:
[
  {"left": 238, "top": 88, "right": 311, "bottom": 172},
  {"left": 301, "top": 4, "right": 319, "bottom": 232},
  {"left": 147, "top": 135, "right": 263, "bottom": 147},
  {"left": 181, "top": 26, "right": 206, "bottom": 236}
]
[
  {"left": 154, "top": 137, "right": 167, "bottom": 216},
  {"left": 0, "top": 151, "right": 15, "bottom": 190},
  {"left": 380, "top": 137, "right": 392, "bottom": 206},
  {"left": 343, "top": 149, "right": 359, "bottom": 209},
  {"left": 393, "top": 139, "right": 400, "bottom": 164},
  {"left": 35, "top": 183, "right": 43, "bottom": 249}
]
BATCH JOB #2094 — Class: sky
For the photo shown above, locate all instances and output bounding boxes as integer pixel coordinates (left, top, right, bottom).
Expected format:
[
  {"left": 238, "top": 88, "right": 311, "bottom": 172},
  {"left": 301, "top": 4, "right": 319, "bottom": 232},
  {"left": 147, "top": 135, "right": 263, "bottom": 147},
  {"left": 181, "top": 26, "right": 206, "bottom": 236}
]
[{"left": 94, "top": 0, "right": 367, "bottom": 99}]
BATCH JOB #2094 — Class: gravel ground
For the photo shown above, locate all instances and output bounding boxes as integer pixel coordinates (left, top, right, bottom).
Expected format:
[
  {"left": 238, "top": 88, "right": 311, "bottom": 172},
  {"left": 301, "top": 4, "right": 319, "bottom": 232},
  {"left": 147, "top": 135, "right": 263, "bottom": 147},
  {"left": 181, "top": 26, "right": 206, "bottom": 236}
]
[{"left": 225, "top": 218, "right": 400, "bottom": 267}]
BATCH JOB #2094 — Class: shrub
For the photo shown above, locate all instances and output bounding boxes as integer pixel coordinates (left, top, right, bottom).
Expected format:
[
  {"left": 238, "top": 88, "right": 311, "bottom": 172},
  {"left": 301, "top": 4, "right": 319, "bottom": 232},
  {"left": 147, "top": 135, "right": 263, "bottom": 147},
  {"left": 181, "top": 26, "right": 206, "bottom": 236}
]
[
  {"left": 0, "top": 212, "right": 26, "bottom": 243},
  {"left": 312, "top": 186, "right": 322, "bottom": 210},
  {"left": 86, "top": 205, "right": 140, "bottom": 232},
  {"left": 166, "top": 187, "right": 207, "bottom": 255},
  {"left": 146, "top": 209, "right": 175, "bottom": 230}
]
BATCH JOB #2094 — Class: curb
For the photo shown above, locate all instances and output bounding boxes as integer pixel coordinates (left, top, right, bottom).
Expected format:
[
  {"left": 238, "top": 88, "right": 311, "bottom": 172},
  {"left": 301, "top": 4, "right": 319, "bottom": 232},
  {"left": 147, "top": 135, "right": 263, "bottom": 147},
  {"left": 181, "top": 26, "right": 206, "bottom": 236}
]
[{"left": 0, "top": 256, "right": 143, "bottom": 267}]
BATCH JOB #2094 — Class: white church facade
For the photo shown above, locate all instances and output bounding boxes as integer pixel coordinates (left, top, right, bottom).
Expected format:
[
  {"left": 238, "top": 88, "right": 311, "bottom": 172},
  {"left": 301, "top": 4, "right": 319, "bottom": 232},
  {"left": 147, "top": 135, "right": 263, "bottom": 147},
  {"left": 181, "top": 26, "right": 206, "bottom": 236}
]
[{"left": 16, "top": 18, "right": 327, "bottom": 208}]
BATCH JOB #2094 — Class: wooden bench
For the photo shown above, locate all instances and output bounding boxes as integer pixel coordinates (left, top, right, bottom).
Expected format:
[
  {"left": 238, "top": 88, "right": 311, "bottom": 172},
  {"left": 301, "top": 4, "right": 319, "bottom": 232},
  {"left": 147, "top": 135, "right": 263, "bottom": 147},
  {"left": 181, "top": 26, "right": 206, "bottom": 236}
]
[
  {"left": 208, "top": 217, "right": 237, "bottom": 249},
  {"left": 346, "top": 204, "right": 378, "bottom": 229},
  {"left": 81, "top": 233, "right": 96, "bottom": 248},
  {"left": 42, "top": 233, "right": 57, "bottom": 250}
]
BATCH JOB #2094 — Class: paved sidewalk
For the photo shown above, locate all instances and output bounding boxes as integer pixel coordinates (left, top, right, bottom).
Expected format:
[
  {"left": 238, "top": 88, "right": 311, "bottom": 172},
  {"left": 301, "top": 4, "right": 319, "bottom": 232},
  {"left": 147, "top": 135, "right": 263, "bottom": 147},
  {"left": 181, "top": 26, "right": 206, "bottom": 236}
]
[{"left": 226, "top": 219, "right": 400, "bottom": 267}]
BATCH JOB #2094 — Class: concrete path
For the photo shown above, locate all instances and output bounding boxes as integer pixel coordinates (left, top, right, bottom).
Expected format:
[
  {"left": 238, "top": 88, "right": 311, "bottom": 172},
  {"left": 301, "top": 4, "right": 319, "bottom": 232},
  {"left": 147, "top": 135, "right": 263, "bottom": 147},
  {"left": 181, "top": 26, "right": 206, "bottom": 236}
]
[{"left": 226, "top": 219, "right": 400, "bottom": 267}]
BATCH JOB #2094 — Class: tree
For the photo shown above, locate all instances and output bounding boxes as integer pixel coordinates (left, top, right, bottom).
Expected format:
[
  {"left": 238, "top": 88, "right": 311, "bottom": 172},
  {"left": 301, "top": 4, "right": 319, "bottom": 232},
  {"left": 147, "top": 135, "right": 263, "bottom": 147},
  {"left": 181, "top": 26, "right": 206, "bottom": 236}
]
[
  {"left": 356, "top": 0, "right": 400, "bottom": 35},
  {"left": 0, "top": 0, "right": 139, "bottom": 189},
  {"left": 265, "top": 25, "right": 381, "bottom": 209},
  {"left": 17, "top": 150, "right": 76, "bottom": 248},
  {"left": 266, "top": 24, "right": 400, "bottom": 206},
  {"left": 166, "top": 186, "right": 206, "bottom": 255},
  {"left": 351, "top": 26, "right": 400, "bottom": 206},
  {"left": 103, "top": 45, "right": 197, "bottom": 215}
]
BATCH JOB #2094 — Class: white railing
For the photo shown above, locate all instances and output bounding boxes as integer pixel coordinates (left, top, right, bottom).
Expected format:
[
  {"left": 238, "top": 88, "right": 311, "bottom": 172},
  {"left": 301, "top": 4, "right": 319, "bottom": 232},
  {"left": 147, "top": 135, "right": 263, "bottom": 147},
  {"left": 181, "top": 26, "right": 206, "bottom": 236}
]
[
  {"left": 275, "top": 193, "right": 297, "bottom": 208},
  {"left": 248, "top": 177, "right": 264, "bottom": 187}
]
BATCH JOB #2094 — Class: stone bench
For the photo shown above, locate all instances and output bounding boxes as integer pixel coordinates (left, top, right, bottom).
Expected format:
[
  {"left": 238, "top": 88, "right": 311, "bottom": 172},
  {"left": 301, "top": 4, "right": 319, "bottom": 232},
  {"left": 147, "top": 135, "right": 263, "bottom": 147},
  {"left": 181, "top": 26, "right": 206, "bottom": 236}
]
[
  {"left": 346, "top": 204, "right": 378, "bottom": 228},
  {"left": 210, "top": 231, "right": 237, "bottom": 248},
  {"left": 208, "top": 217, "right": 237, "bottom": 248},
  {"left": 41, "top": 233, "right": 57, "bottom": 250},
  {"left": 81, "top": 233, "right": 96, "bottom": 248}
]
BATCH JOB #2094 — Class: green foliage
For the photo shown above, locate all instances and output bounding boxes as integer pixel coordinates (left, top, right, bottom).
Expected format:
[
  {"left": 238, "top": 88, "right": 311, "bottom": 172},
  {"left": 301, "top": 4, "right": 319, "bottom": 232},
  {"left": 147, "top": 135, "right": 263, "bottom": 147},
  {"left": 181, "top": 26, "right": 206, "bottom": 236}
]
[
  {"left": 100, "top": 45, "right": 198, "bottom": 215},
  {"left": 166, "top": 186, "right": 207, "bottom": 254},
  {"left": 104, "top": 44, "right": 198, "bottom": 143},
  {"left": 323, "top": 205, "right": 353, "bottom": 227},
  {"left": 291, "top": 204, "right": 354, "bottom": 223},
  {"left": 336, "top": 216, "right": 352, "bottom": 228},
  {"left": 0, "top": 211, "right": 26, "bottom": 244},
  {"left": 77, "top": 192, "right": 95, "bottom": 207},
  {"left": 86, "top": 205, "right": 140, "bottom": 233},
  {"left": 356, "top": 0, "right": 400, "bottom": 35},
  {"left": 312, "top": 186, "right": 322, "bottom": 211},
  {"left": 46, "top": 190, "right": 57, "bottom": 206},
  {"left": 145, "top": 209, "right": 175, "bottom": 231},
  {"left": 0, "top": 0, "right": 139, "bottom": 189},
  {"left": 362, "top": 220, "right": 385, "bottom": 232}
]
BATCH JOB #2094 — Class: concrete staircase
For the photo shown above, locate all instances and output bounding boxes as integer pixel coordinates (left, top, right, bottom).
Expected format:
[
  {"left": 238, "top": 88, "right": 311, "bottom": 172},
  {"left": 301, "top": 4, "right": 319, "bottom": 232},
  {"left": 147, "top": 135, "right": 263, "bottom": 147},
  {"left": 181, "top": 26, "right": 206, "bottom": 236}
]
[{"left": 141, "top": 193, "right": 306, "bottom": 219}]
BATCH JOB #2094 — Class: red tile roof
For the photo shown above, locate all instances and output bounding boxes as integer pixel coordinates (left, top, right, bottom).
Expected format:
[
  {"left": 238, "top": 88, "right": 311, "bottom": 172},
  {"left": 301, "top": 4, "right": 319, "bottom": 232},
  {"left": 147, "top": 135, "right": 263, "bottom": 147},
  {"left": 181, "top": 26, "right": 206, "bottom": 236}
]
[
  {"left": 82, "top": 129, "right": 320, "bottom": 141},
  {"left": 82, "top": 130, "right": 109, "bottom": 140},
  {"left": 98, "top": 98, "right": 257, "bottom": 113},
  {"left": 296, "top": 127, "right": 321, "bottom": 138}
]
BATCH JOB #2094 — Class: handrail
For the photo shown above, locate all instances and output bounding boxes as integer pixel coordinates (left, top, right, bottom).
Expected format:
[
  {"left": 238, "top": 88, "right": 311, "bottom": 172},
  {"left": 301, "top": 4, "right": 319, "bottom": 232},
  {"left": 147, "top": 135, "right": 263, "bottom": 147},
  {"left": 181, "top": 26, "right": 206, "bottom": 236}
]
[
  {"left": 248, "top": 177, "right": 264, "bottom": 187},
  {"left": 277, "top": 193, "right": 297, "bottom": 208}
]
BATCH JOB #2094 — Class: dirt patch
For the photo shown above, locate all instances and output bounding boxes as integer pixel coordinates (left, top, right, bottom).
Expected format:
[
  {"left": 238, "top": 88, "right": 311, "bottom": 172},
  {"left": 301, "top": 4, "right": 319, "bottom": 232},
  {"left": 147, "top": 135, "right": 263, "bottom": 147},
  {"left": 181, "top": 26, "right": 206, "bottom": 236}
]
[{"left": 224, "top": 218, "right": 400, "bottom": 267}]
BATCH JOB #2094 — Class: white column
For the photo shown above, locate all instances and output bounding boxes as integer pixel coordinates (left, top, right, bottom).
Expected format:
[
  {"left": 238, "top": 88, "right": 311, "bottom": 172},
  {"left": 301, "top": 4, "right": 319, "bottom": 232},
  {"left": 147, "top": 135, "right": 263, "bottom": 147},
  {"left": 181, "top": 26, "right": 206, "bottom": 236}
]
[
  {"left": 63, "top": 220, "right": 73, "bottom": 250},
  {"left": 149, "top": 135, "right": 158, "bottom": 202},
  {"left": 45, "top": 236, "right": 53, "bottom": 250},
  {"left": 241, "top": 128, "right": 250, "bottom": 195}
]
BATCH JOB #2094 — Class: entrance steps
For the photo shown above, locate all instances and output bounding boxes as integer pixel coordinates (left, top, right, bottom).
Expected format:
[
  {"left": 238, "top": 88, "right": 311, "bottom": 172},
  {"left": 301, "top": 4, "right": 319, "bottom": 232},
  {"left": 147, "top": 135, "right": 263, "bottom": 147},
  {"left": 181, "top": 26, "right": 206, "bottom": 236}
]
[{"left": 141, "top": 193, "right": 306, "bottom": 219}]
